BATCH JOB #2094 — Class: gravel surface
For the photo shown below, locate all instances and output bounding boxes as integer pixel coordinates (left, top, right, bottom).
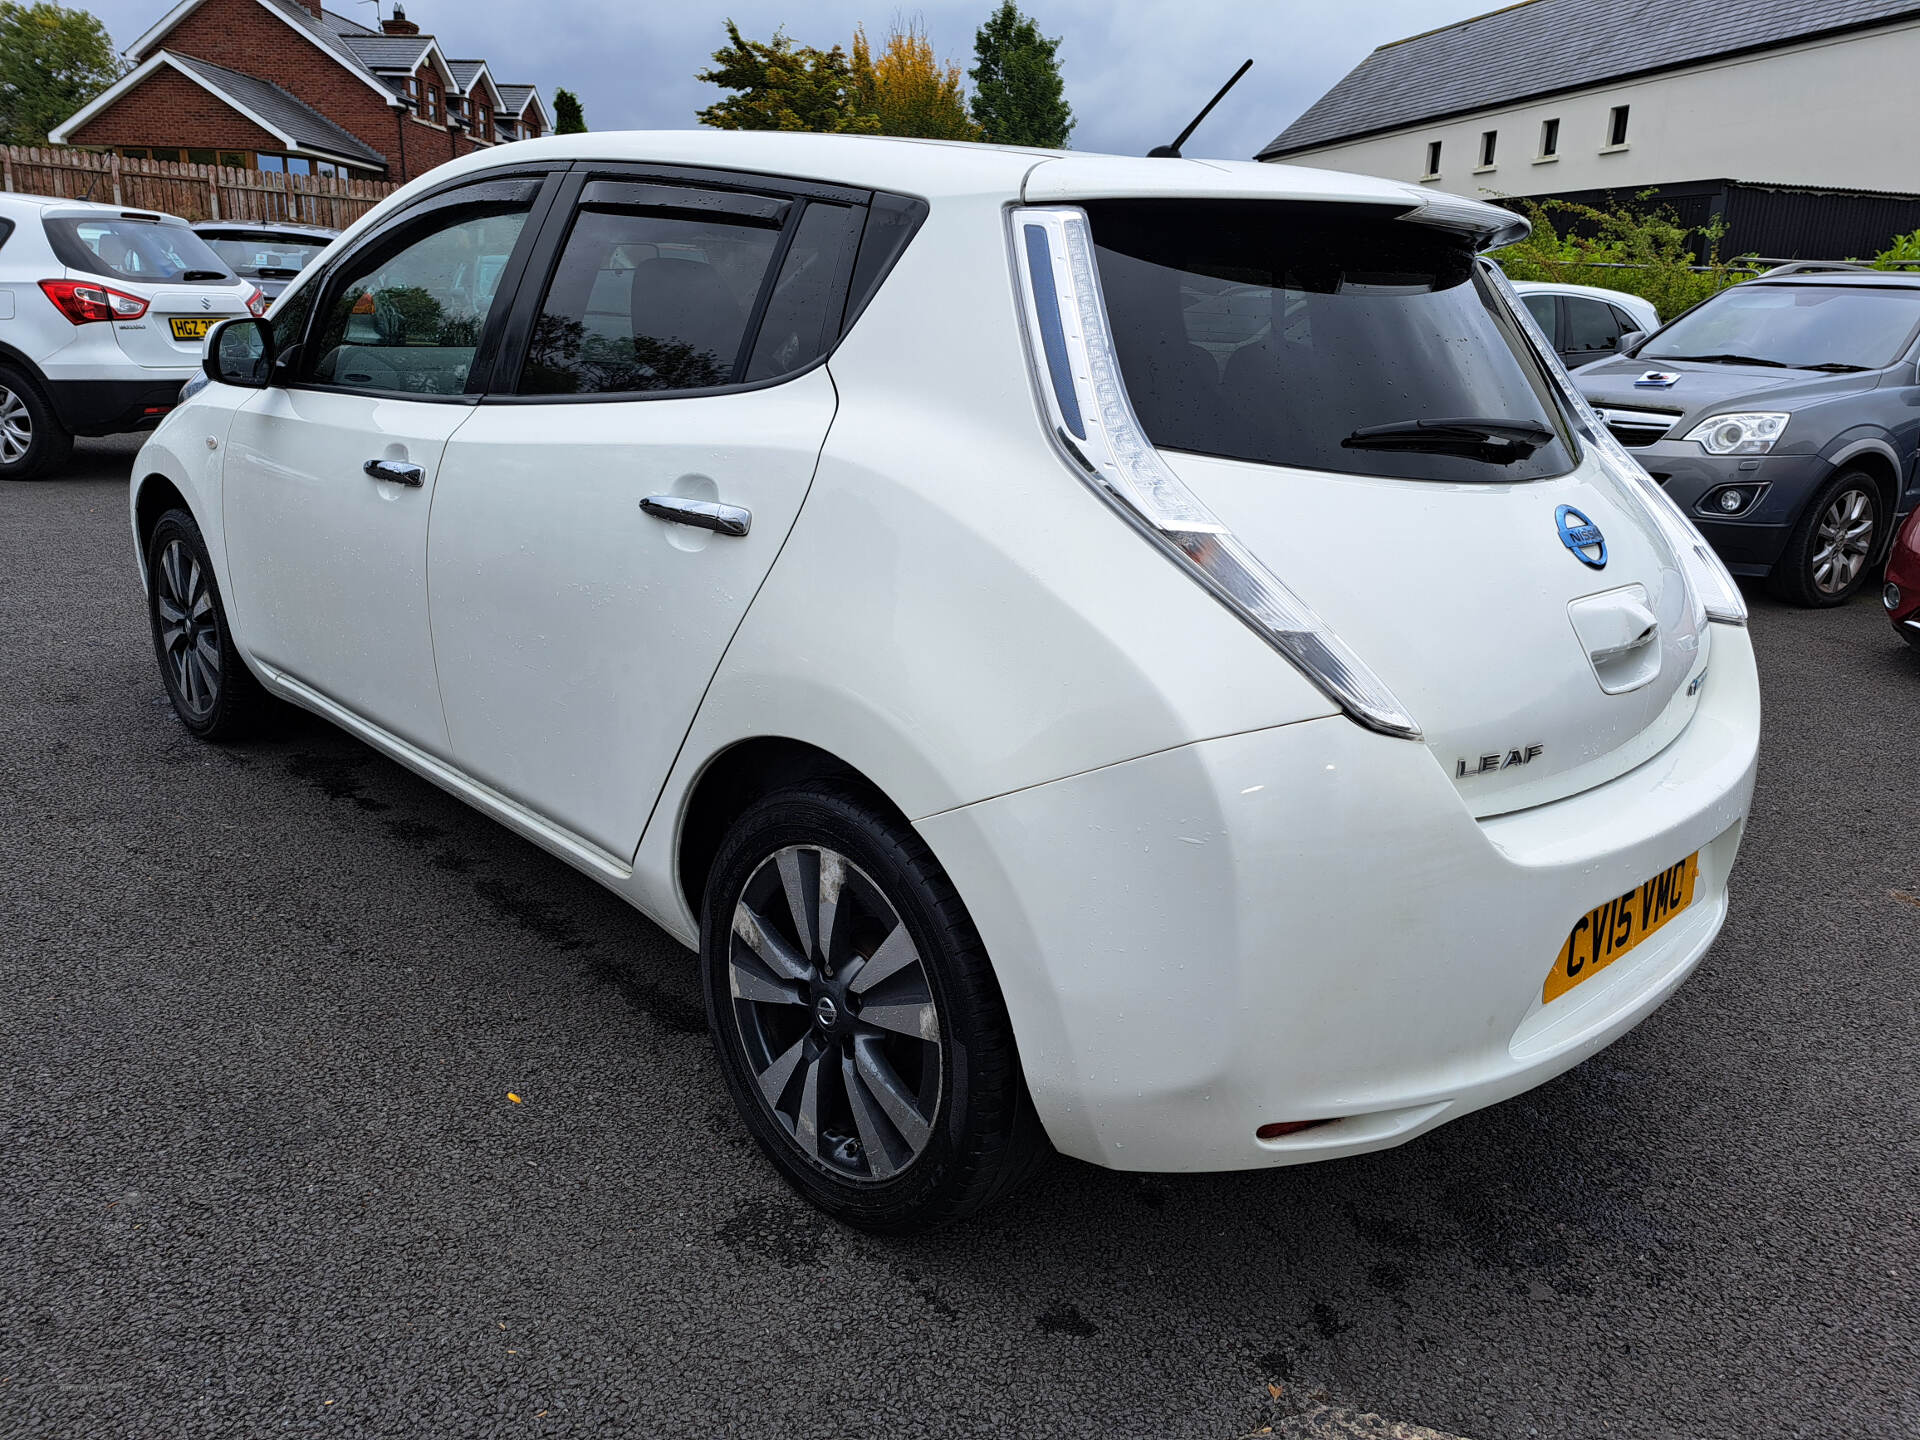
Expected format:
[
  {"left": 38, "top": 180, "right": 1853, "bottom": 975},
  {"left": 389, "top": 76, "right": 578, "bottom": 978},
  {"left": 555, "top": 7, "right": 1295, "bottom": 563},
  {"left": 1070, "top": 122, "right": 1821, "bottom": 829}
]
[{"left": 3, "top": 436, "right": 1916, "bottom": 1439}]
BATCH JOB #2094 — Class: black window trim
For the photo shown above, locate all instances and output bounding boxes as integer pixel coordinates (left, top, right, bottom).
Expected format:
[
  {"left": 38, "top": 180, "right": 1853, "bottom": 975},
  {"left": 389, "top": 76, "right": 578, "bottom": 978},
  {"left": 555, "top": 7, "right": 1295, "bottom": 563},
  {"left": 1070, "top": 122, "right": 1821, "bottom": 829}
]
[
  {"left": 479, "top": 160, "right": 924, "bottom": 407},
  {"left": 279, "top": 164, "right": 570, "bottom": 405}
]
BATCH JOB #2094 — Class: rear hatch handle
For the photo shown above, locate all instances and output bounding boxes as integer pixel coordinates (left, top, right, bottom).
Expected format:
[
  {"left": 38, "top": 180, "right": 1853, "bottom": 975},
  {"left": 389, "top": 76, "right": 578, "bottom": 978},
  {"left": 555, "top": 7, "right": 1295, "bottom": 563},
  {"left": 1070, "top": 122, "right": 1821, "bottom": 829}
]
[{"left": 1568, "top": 586, "right": 1662, "bottom": 694}]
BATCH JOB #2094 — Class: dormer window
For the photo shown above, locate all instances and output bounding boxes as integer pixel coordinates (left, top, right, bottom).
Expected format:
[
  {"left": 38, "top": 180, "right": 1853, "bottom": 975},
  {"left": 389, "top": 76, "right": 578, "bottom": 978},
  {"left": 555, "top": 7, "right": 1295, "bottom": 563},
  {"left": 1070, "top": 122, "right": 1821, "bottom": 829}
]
[{"left": 478, "top": 103, "right": 492, "bottom": 141}]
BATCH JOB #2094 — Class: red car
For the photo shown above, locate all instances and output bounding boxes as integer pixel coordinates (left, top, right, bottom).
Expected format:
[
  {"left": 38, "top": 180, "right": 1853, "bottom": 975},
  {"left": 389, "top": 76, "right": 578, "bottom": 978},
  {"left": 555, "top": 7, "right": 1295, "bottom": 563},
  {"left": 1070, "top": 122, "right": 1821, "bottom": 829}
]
[{"left": 1887, "top": 505, "right": 1920, "bottom": 650}]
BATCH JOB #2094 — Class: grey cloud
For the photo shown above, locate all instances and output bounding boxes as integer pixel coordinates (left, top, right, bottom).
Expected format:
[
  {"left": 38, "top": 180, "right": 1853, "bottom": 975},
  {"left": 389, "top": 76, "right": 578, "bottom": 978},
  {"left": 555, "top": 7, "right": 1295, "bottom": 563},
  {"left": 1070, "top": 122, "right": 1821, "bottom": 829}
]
[{"left": 86, "top": 0, "right": 1489, "bottom": 161}]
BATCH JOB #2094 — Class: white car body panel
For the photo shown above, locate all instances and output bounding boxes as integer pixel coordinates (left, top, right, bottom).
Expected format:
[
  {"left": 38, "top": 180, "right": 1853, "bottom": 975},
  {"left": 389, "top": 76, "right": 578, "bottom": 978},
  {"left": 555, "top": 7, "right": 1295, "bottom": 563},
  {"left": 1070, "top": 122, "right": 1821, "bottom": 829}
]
[
  {"left": 222, "top": 387, "right": 468, "bottom": 754},
  {"left": 918, "top": 627, "right": 1757, "bottom": 1170},
  {"left": 128, "top": 132, "right": 1760, "bottom": 1175},
  {"left": 428, "top": 368, "right": 840, "bottom": 859}
]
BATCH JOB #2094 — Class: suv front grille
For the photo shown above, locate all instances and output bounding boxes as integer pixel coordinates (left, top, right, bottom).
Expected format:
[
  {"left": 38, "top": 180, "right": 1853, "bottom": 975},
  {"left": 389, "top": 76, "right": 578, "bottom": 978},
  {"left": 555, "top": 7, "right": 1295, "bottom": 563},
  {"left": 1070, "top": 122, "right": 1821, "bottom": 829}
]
[{"left": 1596, "top": 406, "right": 1681, "bottom": 449}]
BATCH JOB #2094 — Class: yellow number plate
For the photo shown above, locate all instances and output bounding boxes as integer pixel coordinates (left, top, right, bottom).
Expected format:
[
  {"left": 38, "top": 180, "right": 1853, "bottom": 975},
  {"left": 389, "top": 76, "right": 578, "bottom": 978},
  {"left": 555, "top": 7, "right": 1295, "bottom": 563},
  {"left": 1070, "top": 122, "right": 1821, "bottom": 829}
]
[
  {"left": 170, "top": 316, "right": 217, "bottom": 340},
  {"left": 1543, "top": 851, "right": 1699, "bottom": 1003}
]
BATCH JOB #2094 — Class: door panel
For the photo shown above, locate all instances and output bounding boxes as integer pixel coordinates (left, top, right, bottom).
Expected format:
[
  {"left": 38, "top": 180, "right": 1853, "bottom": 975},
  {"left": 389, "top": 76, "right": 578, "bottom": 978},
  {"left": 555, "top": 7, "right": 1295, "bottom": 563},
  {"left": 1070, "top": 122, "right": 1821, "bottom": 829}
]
[
  {"left": 219, "top": 188, "right": 542, "bottom": 753},
  {"left": 223, "top": 388, "right": 471, "bottom": 752},
  {"left": 427, "top": 368, "right": 837, "bottom": 856}
]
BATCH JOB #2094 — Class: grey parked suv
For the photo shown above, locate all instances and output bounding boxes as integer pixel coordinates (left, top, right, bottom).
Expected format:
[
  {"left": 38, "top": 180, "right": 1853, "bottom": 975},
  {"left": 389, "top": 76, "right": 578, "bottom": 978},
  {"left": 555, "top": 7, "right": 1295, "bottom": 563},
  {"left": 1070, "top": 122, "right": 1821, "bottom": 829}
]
[{"left": 1576, "top": 270, "right": 1920, "bottom": 606}]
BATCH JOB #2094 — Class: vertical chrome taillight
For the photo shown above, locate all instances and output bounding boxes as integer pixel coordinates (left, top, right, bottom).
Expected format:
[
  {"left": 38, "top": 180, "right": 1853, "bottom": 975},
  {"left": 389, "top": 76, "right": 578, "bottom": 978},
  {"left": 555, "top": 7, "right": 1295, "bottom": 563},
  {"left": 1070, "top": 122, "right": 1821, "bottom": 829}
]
[
  {"left": 1010, "top": 205, "right": 1421, "bottom": 741},
  {"left": 1482, "top": 261, "right": 1748, "bottom": 627}
]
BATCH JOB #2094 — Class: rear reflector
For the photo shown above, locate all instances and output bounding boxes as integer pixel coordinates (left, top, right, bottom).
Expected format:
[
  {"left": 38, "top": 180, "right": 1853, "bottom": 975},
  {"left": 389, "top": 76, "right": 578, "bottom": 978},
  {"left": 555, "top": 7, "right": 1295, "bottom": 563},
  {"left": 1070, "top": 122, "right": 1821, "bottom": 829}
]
[{"left": 1256, "top": 1119, "right": 1335, "bottom": 1140}]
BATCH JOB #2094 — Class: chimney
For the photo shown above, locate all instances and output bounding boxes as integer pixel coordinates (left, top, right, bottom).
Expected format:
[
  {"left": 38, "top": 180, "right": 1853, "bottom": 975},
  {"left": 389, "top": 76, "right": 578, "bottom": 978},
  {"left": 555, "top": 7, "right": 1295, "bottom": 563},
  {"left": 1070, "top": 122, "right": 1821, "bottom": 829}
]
[{"left": 382, "top": 3, "right": 419, "bottom": 35}]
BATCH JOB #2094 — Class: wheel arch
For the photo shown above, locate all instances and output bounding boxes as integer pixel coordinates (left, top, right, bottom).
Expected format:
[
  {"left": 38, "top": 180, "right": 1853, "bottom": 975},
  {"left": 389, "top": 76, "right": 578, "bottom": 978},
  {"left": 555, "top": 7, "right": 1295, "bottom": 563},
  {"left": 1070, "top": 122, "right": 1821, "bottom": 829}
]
[
  {"left": 1824, "top": 437, "right": 1901, "bottom": 555},
  {"left": 132, "top": 471, "right": 193, "bottom": 583},
  {"left": 674, "top": 735, "right": 908, "bottom": 922}
]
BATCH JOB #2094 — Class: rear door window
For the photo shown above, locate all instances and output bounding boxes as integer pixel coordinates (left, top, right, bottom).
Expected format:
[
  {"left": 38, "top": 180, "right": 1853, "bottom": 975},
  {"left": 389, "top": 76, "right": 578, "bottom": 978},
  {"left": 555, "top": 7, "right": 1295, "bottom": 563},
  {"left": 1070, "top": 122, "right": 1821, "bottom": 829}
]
[
  {"left": 1085, "top": 200, "right": 1574, "bottom": 483},
  {"left": 520, "top": 199, "right": 783, "bottom": 395},
  {"left": 1523, "top": 291, "right": 1560, "bottom": 347}
]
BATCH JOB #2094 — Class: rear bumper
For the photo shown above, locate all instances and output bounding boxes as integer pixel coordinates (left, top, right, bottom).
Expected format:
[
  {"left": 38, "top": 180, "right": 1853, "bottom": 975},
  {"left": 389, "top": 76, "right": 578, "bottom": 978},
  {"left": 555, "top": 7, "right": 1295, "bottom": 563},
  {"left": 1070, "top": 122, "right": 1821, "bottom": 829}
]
[
  {"left": 918, "top": 626, "right": 1761, "bottom": 1172},
  {"left": 43, "top": 377, "right": 190, "bottom": 437}
]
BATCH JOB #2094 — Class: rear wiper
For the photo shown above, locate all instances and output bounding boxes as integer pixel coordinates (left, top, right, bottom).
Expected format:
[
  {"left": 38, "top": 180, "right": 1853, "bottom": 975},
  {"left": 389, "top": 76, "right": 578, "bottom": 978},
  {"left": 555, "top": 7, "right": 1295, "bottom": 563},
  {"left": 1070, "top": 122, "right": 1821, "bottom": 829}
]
[
  {"left": 1651, "top": 352, "right": 1790, "bottom": 368},
  {"left": 180, "top": 269, "right": 228, "bottom": 282},
  {"left": 1343, "top": 417, "right": 1555, "bottom": 462},
  {"left": 251, "top": 266, "right": 302, "bottom": 278}
]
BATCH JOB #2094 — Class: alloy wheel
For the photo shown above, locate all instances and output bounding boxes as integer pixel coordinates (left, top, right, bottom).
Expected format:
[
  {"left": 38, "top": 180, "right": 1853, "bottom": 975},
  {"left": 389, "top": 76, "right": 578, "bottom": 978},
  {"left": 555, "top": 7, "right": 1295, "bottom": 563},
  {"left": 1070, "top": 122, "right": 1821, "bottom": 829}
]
[
  {"left": 0, "top": 385, "right": 31, "bottom": 465},
  {"left": 1812, "top": 485, "right": 1875, "bottom": 595},
  {"left": 726, "top": 844, "right": 943, "bottom": 1182},
  {"left": 154, "top": 538, "right": 223, "bottom": 719}
]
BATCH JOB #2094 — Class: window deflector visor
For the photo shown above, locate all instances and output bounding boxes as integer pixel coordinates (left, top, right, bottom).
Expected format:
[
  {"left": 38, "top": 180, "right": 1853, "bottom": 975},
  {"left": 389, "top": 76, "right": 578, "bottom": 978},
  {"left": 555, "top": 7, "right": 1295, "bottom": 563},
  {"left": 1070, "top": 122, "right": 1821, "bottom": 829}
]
[{"left": 1010, "top": 205, "right": 1421, "bottom": 741}]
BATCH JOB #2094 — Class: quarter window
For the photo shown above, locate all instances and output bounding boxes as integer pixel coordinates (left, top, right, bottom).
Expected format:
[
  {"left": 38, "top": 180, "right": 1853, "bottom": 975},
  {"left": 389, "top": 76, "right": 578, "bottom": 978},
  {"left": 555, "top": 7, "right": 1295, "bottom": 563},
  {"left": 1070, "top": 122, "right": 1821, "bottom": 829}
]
[
  {"left": 308, "top": 203, "right": 531, "bottom": 396},
  {"left": 744, "top": 203, "right": 861, "bottom": 382},
  {"left": 520, "top": 201, "right": 784, "bottom": 396}
]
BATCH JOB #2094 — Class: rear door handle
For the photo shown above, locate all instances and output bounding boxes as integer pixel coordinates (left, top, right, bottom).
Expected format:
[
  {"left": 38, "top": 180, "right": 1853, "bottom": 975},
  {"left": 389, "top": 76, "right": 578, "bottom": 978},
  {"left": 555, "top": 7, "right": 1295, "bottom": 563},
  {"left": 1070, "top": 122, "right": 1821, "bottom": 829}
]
[
  {"left": 364, "top": 459, "right": 425, "bottom": 488},
  {"left": 640, "top": 495, "right": 752, "bottom": 537}
]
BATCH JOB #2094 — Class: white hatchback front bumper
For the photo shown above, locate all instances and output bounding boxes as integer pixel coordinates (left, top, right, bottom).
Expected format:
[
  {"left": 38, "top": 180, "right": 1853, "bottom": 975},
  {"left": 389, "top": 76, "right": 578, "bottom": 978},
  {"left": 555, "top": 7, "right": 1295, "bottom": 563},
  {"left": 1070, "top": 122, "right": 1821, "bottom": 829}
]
[{"left": 917, "top": 626, "right": 1760, "bottom": 1172}]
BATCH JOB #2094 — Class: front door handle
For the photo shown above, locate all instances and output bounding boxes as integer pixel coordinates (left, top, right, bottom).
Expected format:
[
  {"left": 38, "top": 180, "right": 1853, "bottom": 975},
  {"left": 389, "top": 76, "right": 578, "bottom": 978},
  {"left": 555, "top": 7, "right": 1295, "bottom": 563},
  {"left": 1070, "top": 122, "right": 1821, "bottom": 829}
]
[
  {"left": 640, "top": 495, "right": 752, "bottom": 537},
  {"left": 364, "top": 458, "right": 425, "bottom": 488}
]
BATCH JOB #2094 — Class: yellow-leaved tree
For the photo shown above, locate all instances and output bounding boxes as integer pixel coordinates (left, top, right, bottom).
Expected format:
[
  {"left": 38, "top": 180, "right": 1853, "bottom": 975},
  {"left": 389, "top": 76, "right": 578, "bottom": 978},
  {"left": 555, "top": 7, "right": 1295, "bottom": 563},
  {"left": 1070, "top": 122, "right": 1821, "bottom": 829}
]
[{"left": 850, "top": 20, "right": 981, "bottom": 141}]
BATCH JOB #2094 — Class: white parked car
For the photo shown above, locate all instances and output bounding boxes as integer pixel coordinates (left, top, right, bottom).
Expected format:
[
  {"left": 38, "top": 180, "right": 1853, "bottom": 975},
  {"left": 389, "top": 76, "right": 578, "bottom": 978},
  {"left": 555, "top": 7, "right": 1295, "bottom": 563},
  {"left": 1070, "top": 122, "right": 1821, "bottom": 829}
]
[
  {"left": 1512, "top": 279, "right": 1661, "bottom": 367},
  {"left": 131, "top": 133, "right": 1759, "bottom": 1232},
  {"left": 0, "top": 194, "right": 264, "bottom": 480}
]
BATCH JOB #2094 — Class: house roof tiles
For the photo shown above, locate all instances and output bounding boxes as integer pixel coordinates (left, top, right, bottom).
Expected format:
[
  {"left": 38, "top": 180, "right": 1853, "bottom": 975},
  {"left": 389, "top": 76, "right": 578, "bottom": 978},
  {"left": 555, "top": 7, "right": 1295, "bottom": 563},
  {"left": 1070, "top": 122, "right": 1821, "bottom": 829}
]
[{"left": 1260, "top": 0, "right": 1920, "bottom": 157}]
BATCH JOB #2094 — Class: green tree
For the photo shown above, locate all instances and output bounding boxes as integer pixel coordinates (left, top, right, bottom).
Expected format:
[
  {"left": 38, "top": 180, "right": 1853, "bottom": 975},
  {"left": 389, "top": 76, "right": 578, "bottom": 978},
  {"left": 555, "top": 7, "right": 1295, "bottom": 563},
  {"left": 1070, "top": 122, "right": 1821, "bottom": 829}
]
[
  {"left": 1491, "top": 193, "right": 1753, "bottom": 321},
  {"left": 0, "top": 2, "right": 124, "bottom": 146},
  {"left": 696, "top": 20, "right": 879, "bottom": 134},
  {"left": 552, "top": 87, "right": 587, "bottom": 134},
  {"left": 850, "top": 20, "right": 979, "bottom": 140},
  {"left": 968, "top": 2, "right": 1071, "bottom": 148}
]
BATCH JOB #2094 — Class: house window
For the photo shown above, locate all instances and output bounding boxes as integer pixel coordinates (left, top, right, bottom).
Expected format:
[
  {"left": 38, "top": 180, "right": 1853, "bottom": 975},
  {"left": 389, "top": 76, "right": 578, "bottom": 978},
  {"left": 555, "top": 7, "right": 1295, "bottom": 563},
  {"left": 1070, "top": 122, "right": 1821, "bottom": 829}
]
[
  {"left": 186, "top": 148, "right": 216, "bottom": 166},
  {"left": 1423, "top": 140, "right": 1441, "bottom": 179},
  {"left": 1539, "top": 118, "right": 1560, "bottom": 158},
  {"left": 1607, "top": 105, "right": 1630, "bottom": 147},
  {"left": 120, "top": 147, "right": 149, "bottom": 160},
  {"left": 219, "top": 151, "right": 246, "bottom": 168},
  {"left": 1478, "top": 130, "right": 1497, "bottom": 167},
  {"left": 148, "top": 147, "right": 182, "bottom": 163},
  {"left": 524, "top": 118, "right": 540, "bottom": 139},
  {"left": 478, "top": 104, "right": 492, "bottom": 141},
  {"left": 423, "top": 81, "right": 440, "bottom": 122}
]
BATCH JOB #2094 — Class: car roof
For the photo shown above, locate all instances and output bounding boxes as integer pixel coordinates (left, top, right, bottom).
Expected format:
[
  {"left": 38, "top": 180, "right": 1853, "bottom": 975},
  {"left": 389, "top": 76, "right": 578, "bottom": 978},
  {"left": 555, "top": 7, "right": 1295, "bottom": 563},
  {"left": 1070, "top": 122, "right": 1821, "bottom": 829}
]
[
  {"left": 373, "top": 128, "right": 1495, "bottom": 219},
  {"left": 1746, "top": 272, "right": 1920, "bottom": 289},
  {"left": 1511, "top": 279, "right": 1654, "bottom": 309}
]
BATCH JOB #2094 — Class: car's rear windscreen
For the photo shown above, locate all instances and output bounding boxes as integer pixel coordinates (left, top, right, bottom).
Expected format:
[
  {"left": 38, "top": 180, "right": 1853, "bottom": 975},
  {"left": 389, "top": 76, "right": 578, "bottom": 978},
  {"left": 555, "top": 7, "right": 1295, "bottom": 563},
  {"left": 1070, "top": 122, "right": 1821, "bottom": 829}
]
[
  {"left": 1084, "top": 200, "right": 1575, "bottom": 482},
  {"left": 44, "top": 215, "right": 232, "bottom": 285}
]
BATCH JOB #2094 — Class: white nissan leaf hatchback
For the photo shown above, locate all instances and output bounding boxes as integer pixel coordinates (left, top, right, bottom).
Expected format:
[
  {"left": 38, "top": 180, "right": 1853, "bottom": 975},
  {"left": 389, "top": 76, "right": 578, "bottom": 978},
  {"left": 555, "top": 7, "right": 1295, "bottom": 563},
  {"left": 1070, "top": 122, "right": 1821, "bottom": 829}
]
[{"left": 132, "top": 134, "right": 1759, "bottom": 1232}]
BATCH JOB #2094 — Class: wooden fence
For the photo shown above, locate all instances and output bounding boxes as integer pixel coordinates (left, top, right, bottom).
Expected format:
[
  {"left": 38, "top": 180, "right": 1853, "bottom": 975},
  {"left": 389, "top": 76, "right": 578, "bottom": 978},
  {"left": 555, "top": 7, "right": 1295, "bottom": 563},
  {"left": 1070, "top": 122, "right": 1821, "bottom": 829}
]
[{"left": 0, "top": 145, "right": 399, "bottom": 228}]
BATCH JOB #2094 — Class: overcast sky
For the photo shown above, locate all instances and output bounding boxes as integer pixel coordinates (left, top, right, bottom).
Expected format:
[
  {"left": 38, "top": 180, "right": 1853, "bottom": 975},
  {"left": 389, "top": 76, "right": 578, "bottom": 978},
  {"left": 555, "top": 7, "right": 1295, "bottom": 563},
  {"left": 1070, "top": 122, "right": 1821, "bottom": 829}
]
[{"left": 85, "top": 0, "right": 1493, "bottom": 159}]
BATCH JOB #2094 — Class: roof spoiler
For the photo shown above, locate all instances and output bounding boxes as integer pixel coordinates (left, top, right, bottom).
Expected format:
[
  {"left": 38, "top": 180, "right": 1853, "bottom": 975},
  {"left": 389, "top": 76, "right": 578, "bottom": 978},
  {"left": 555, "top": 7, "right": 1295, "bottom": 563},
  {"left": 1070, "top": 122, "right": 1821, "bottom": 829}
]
[{"left": 1406, "top": 190, "right": 1529, "bottom": 251}]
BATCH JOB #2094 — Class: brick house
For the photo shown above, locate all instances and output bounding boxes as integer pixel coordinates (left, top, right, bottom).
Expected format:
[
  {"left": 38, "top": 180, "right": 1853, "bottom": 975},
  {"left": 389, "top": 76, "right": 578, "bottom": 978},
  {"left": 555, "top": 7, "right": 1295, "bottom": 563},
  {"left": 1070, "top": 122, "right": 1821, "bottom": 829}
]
[{"left": 49, "top": 0, "right": 551, "bottom": 184}]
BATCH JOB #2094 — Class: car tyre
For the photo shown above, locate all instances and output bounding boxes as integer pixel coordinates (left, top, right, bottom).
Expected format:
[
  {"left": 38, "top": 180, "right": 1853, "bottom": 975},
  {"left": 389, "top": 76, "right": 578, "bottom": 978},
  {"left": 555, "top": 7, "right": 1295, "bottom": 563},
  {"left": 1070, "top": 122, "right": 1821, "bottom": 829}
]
[
  {"left": 0, "top": 365, "right": 73, "bottom": 482},
  {"left": 701, "top": 783, "right": 1046, "bottom": 1233},
  {"left": 1769, "top": 469, "right": 1881, "bottom": 608},
  {"left": 146, "top": 508, "right": 271, "bottom": 740}
]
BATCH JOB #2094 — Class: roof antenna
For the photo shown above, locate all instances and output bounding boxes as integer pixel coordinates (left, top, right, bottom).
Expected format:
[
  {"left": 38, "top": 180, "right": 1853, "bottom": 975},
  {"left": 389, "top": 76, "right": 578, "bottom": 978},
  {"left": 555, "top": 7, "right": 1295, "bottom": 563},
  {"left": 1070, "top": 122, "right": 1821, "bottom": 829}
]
[{"left": 1148, "top": 59, "right": 1253, "bottom": 158}]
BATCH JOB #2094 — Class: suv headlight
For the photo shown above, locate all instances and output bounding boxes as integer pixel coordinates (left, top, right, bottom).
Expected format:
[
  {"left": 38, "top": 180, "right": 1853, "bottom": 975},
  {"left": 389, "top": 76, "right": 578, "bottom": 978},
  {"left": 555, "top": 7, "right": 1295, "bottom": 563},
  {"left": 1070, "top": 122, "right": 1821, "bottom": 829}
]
[{"left": 1684, "top": 412, "right": 1789, "bottom": 456}]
